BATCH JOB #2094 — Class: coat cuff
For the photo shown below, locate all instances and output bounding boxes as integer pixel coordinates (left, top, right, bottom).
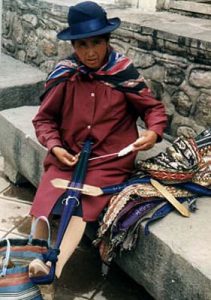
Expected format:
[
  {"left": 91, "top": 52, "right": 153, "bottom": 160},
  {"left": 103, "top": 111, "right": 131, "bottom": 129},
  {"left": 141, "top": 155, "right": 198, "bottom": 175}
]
[
  {"left": 148, "top": 125, "right": 165, "bottom": 143},
  {"left": 46, "top": 139, "right": 63, "bottom": 152}
]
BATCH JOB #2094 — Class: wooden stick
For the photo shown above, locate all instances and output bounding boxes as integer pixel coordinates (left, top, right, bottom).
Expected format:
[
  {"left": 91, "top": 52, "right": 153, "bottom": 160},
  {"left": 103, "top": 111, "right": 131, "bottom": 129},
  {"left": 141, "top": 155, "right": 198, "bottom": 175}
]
[
  {"left": 51, "top": 179, "right": 103, "bottom": 196},
  {"left": 150, "top": 179, "right": 190, "bottom": 217}
]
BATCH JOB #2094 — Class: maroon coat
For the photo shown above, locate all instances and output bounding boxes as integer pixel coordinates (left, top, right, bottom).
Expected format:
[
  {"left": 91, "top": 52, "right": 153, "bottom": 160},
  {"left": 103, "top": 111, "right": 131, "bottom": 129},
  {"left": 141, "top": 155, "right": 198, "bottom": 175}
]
[{"left": 30, "top": 75, "right": 167, "bottom": 221}]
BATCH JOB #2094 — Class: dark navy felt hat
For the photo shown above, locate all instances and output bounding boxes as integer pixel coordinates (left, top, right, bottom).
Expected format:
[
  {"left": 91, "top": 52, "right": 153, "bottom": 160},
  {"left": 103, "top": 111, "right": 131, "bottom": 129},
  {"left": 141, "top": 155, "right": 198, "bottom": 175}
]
[{"left": 57, "top": 1, "right": 121, "bottom": 41}]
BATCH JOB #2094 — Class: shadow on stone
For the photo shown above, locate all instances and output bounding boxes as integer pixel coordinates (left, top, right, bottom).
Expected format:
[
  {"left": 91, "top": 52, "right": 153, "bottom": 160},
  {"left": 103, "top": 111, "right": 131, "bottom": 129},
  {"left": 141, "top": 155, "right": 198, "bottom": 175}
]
[{"left": 55, "top": 236, "right": 153, "bottom": 300}]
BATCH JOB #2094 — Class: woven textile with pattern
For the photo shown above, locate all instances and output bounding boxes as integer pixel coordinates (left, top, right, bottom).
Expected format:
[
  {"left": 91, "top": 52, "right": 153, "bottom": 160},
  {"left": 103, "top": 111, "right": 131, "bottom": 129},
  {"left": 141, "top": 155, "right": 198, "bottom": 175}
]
[{"left": 94, "top": 129, "right": 211, "bottom": 265}]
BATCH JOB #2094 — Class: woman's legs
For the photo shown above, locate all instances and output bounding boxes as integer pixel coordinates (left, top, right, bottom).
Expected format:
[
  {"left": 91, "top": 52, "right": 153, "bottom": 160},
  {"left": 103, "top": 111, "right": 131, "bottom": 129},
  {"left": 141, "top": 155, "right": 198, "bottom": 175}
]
[
  {"left": 31, "top": 217, "right": 49, "bottom": 240},
  {"left": 29, "top": 216, "right": 86, "bottom": 279},
  {"left": 55, "top": 216, "right": 86, "bottom": 278}
]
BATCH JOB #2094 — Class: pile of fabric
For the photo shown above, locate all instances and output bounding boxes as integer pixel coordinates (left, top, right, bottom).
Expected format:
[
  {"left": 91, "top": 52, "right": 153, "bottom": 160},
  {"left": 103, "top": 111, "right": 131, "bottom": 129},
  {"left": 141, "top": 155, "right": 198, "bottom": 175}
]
[{"left": 94, "top": 129, "right": 211, "bottom": 268}]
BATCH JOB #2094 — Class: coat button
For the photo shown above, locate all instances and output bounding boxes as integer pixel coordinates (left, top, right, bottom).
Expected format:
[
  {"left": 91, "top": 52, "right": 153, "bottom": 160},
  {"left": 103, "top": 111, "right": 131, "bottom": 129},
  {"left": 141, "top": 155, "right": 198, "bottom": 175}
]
[
  {"left": 91, "top": 92, "right": 95, "bottom": 97},
  {"left": 87, "top": 125, "right": 91, "bottom": 129}
]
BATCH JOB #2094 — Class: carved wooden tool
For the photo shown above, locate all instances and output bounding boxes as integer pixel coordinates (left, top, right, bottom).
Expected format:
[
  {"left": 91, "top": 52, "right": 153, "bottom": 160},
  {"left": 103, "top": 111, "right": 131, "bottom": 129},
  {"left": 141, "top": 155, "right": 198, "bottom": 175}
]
[
  {"left": 51, "top": 178, "right": 103, "bottom": 196},
  {"left": 150, "top": 179, "right": 190, "bottom": 217}
]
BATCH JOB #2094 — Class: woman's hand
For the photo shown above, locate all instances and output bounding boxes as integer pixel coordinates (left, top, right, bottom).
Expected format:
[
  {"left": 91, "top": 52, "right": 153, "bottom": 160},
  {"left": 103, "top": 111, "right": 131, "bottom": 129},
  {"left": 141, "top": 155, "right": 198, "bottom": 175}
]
[
  {"left": 52, "top": 146, "right": 80, "bottom": 166},
  {"left": 133, "top": 130, "right": 158, "bottom": 151}
]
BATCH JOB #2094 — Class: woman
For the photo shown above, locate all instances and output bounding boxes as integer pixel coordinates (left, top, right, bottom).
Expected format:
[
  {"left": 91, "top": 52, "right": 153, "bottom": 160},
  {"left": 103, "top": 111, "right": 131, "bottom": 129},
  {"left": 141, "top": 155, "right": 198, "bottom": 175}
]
[{"left": 29, "top": 1, "right": 167, "bottom": 279}]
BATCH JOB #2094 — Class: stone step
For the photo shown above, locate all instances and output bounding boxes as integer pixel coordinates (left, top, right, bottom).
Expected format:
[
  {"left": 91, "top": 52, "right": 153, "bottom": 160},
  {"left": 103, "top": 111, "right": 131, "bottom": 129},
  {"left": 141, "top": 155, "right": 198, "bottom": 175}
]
[
  {"left": 0, "top": 106, "right": 46, "bottom": 186},
  {"left": 0, "top": 54, "right": 46, "bottom": 110},
  {"left": 0, "top": 105, "right": 210, "bottom": 300},
  {"left": 168, "top": 0, "right": 211, "bottom": 16}
]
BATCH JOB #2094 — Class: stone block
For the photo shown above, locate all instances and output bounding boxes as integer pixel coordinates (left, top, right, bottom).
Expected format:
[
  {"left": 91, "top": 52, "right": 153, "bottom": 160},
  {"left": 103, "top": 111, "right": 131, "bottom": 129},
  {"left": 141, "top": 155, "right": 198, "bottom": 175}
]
[
  {"left": 0, "top": 106, "right": 46, "bottom": 186},
  {"left": 116, "top": 197, "right": 211, "bottom": 300},
  {"left": 4, "top": 160, "right": 28, "bottom": 185},
  {"left": 0, "top": 54, "right": 46, "bottom": 110}
]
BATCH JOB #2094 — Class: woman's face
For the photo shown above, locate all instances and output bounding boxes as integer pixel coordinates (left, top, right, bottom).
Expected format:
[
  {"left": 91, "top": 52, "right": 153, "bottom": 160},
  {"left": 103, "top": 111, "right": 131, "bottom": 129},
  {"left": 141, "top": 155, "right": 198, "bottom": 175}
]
[{"left": 73, "top": 36, "right": 108, "bottom": 69}]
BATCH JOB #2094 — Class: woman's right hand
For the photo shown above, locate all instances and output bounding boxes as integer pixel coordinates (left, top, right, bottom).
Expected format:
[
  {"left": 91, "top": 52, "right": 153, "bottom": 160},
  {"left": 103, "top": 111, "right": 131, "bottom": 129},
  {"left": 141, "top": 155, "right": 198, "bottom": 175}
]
[{"left": 52, "top": 146, "right": 79, "bottom": 166}]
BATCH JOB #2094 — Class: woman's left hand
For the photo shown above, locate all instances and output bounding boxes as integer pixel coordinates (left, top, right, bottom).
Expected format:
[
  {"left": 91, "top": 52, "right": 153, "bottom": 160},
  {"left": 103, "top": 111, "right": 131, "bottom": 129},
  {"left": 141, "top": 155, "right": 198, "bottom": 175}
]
[{"left": 132, "top": 130, "right": 158, "bottom": 151}]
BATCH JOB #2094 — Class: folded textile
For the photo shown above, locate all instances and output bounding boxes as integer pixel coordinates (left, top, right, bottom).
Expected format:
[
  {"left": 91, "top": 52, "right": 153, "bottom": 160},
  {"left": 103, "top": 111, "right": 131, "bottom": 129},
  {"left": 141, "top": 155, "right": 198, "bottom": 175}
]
[
  {"left": 94, "top": 129, "right": 211, "bottom": 267},
  {"left": 136, "top": 128, "right": 211, "bottom": 185}
]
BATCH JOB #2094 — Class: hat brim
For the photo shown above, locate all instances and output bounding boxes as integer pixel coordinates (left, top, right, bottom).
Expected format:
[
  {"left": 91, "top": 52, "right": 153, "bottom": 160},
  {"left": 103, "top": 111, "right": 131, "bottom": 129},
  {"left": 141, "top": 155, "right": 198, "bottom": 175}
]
[{"left": 57, "top": 17, "right": 121, "bottom": 41}]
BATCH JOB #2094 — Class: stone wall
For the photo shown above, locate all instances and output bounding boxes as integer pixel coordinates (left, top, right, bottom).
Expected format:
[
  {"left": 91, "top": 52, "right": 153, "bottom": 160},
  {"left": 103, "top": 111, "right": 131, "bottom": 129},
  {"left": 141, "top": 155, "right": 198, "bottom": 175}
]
[
  {"left": 2, "top": 0, "right": 71, "bottom": 72},
  {"left": 112, "top": 21, "right": 211, "bottom": 138},
  {"left": 2, "top": 0, "right": 211, "bottom": 138}
]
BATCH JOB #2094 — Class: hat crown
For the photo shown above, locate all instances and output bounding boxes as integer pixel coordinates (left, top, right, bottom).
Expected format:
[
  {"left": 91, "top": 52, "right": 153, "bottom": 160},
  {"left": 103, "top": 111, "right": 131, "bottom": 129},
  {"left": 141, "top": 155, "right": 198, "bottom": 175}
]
[
  {"left": 57, "top": 1, "right": 120, "bottom": 40},
  {"left": 68, "top": 1, "right": 107, "bottom": 26}
]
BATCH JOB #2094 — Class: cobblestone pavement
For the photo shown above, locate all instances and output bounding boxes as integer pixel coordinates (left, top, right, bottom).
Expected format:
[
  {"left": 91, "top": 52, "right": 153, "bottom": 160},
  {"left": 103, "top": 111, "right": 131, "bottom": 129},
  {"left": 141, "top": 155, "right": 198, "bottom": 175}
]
[{"left": 0, "top": 156, "right": 153, "bottom": 300}]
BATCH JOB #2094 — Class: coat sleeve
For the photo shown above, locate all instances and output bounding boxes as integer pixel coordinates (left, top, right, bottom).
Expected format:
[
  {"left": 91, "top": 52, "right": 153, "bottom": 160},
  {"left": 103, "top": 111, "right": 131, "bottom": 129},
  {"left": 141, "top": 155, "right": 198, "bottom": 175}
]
[
  {"left": 32, "top": 81, "right": 66, "bottom": 151},
  {"left": 126, "top": 87, "right": 167, "bottom": 141}
]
